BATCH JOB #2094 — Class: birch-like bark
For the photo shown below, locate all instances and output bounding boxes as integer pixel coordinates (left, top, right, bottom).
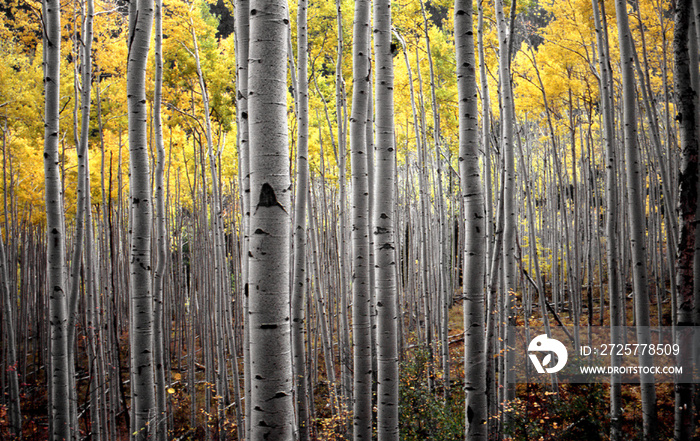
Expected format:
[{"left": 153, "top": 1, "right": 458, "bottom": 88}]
[
  {"left": 127, "top": 0, "right": 156, "bottom": 437},
  {"left": 456, "top": 1, "right": 486, "bottom": 439},
  {"left": 614, "top": 1, "right": 657, "bottom": 438},
  {"left": 153, "top": 0, "right": 168, "bottom": 437},
  {"left": 247, "top": 0, "right": 294, "bottom": 438},
  {"left": 350, "top": 0, "right": 372, "bottom": 437},
  {"left": 234, "top": 0, "right": 251, "bottom": 437},
  {"left": 477, "top": 0, "right": 492, "bottom": 297},
  {"left": 373, "top": 0, "right": 398, "bottom": 437},
  {"left": 335, "top": 0, "right": 353, "bottom": 409},
  {"left": 43, "top": 0, "right": 72, "bottom": 438},
  {"left": 494, "top": 0, "right": 516, "bottom": 402},
  {"left": 591, "top": 0, "right": 622, "bottom": 437},
  {"left": 77, "top": 2, "right": 101, "bottom": 437},
  {"left": 292, "top": 0, "right": 311, "bottom": 437}
]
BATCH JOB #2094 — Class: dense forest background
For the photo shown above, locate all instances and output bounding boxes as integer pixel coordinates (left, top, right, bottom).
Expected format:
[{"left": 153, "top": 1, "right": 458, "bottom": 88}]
[{"left": 0, "top": 0, "right": 698, "bottom": 439}]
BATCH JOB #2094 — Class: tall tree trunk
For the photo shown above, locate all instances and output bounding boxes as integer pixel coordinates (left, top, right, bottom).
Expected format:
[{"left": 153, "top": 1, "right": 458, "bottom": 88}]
[
  {"left": 292, "top": 0, "right": 311, "bottom": 437},
  {"left": 77, "top": 2, "right": 101, "bottom": 437},
  {"left": 153, "top": 0, "right": 168, "bottom": 437},
  {"left": 373, "top": 0, "right": 398, "bottom": 437},
  {"left": 234, "top": 0, "right": 251, "bottom": 437},
  {"left": 455, "top": 1, "right": 486, "bottom": 439},
  {"left": 350, "top": 0, "right": 372, "bottom": 438},
  {"left": 614, "top": 0, "right": 657, "bottom": 439},
  {"left": 43, "top": 0, "right": 72, "bottom": 438},
  {"left": 592, "top": 0, "right": 623, "bottom": 437},
  {"left": 247, "top": 0, "right": 295, "bottom": 438},
  {"left": 494, "top": 0, "right": 517, "bottom": 404},
  {"left": 127, "top": 0, "right": 156, "bottom": 437}
]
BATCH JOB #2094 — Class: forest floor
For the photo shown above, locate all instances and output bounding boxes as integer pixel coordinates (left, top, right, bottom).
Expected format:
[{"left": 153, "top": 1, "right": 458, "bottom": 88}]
[{"left": 2, "top": 287, "right": 698, "bottom": 440}]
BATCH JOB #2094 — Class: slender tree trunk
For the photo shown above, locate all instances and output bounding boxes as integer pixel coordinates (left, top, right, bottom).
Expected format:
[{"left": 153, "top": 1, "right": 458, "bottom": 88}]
[
  {"left": 292, "top": 0, "right": 311, "bottom": 437},
  {"left": 350, "top": 0, "right": 372, "bottom": 438},
  {"left": 592, "top": 0, "right": 622, "bottom": 437},
  {"left": 77, "top": 3, "right": 101, "bottom": 437},
  {"left": 247, "top": 0, "right": 295, "bottom": 438},
  {"left": 455, "top": 1, "right": 486, "bottom": 439},
  {"left": 127, "top": 0, "right": 156, "bottom": 437},
  {"left": 153, "top": 0, "right": 168, "bottom": 437},
  {"left": 333, "top": 0, "right": 353, "bottom": 413},
  {"left": 615, "top": 0, "right": 657, "bottom": 438},
  {"left": 234, "top": 0, "right": 251, "bottom": 438},
  {"left": 43, "top": 0, "right": 72, "bottom": 437},
  {"left": 494, "top": 0, "right": 517, "bottom": 403},
  {"left": 373, "top": 0, "right": 398, "bottom": 437}
]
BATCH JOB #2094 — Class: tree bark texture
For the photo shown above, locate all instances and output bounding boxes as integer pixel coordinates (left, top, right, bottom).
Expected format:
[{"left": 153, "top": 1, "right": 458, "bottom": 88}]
[
  {"left": 247, "top": 0, "right": 295, "bottom": 438},
  {"left": 43, "top": 0, "right": 72, "bottom": 438},
  {"left": 127, "top": 0, "right": 156, "bottom": 437},
  {"left": 373, "top": 0, "right": 398, "bottom": 438},
  {"left": 456, "top": 1, "right": 487, "bottom": 440}
]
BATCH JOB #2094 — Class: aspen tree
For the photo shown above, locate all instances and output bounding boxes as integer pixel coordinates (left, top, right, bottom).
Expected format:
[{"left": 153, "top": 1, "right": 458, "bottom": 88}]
[
  {"left": 127, "top": 0, "right": 156, "bottom": 436},
  {"left": 153, "top": 0, "right": 168, "bottom": 436},
  {"left": 43, "top": 0, "right": 72, "bottom": 437},
  {"left": 234, "top": 0, "right": 251, "bottom": 437},
  {"left": 373, "top": 0, "right": 398, "bottom": 437},
  {"left": 335, "top": 0, "right": 353, "bottom": 409},
  {"left": 292, "top": 0, "right": 311, "bottom": 437},
  {"left": 247, "top": 0, "right": 295, "bottom": 438},
  {"left": 75, "top": 1, "right": 102, "bottom": 437},
  {"left": 615, "top": 0, "right": 657, "bottom": 438},
  {"left": 350, "top": 0, "right": 372, "bottom": 438},
  {"left": 455, "top": 1, "right": 486, "bottom": 439},
  {"left": 494, "top": 0, "right": 516, "bottom": 403},
  {"left": 591, "top": 0, "right": 623, "bottom": 437}
]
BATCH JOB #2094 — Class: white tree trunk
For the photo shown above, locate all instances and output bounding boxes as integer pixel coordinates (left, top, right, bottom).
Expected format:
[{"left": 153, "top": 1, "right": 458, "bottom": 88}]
[
  {"left": 456, "top": 1, "right": 486, "bottom": 439},
  {"left": 373, "top": 0, "right": 398, "bottom": 438},
  {"left": 153, "top": 0, "right": 168, "bottom": 437},
  {"left": 494, "top": 0, "right": 516, "bottom": 403},
  {"left": 350, "top": 0, "right": 372, "bottom": 438},
  {"left": 614, "top": 0, "right": 657, "bottom": 438},
  {"left": 234, "top": 0, "right": 251, "bottom": 438},
  {"left": 43, "top": 0, "right": 72, "bottom": 438},
  {"left": 247, "top": 0, "right": 295, "bottom": 438},
  {"left": 127, "top": 0, "right": 156, "bottom": 437},
  {"left": 592, "top": 0, "right": 622, "bottom": 437},
  {"left": 292, "top": 0, "right": 311, "bottom": 437}
]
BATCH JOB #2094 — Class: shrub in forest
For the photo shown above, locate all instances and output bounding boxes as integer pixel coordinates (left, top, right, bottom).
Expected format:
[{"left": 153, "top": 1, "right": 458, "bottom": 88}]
[
  {"left": 504, "top": 383, "right": 607, "bottom": 440},
  {"left": 398, "top": 348, "right": 464, "bottom": 440}
]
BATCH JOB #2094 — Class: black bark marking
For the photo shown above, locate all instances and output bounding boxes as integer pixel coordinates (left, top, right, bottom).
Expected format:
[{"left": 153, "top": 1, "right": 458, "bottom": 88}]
[
  {"left": 270, "top": 391, "right": 288, "bottom": 400},
  {"left": 255, "top": 183, "right": 287, "bottom": 213},
  {"left": 260, "top": 324, "right": 278, "bottom": 329}
]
